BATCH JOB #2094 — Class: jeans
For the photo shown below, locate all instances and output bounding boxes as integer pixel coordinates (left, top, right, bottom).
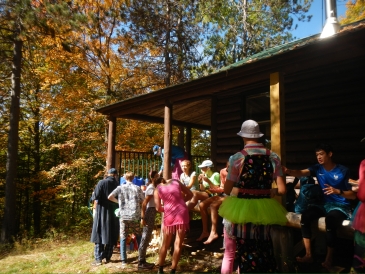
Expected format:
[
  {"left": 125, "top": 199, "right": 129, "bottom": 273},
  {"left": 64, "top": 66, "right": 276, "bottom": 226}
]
[
  {"left": 120, "top": 219, "right": 142, "bottom": 262},
  {"left": 94, "top": 243, "right": 114, "bottom": 261}
]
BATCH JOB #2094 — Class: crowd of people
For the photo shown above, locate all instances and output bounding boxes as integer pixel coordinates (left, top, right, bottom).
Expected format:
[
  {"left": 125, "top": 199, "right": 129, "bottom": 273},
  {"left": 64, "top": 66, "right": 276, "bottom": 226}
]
[{"left": 89, "top": 119, "right": 364, "bottom": 274}]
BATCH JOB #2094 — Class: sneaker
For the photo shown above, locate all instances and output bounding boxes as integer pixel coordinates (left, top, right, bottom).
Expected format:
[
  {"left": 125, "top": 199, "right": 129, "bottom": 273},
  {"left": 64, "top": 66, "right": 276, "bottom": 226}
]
[
  {"left": 117, "top": 262, "right": 127, "bottom": 269},
  {"left": 91, "top": 260, "right": 102, "bottom": 266},
  {"left": 104, "top": 259, "right": 111, "bottom": 264},
  {"left": 138, "top": 262, "right": 155, "bottom": 270}
]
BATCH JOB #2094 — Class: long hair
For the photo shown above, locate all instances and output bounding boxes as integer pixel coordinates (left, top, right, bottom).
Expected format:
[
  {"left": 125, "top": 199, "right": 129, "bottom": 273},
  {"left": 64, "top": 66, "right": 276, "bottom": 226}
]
[{"left": 154, "top": 177, "right": 165, "bottom": 187}]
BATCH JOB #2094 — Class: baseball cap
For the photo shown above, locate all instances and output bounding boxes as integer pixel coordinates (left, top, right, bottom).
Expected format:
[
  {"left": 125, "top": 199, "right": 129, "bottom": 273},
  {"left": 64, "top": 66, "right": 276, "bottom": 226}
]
[
  {"left": 108, "top": 168, "right": 118, "bottom": 175},
  {"left": 198, "top": 160, "right": 213, "bottom": 168},
  {"left": 152, "top": 145, "right": 160, "bottom": 155}
]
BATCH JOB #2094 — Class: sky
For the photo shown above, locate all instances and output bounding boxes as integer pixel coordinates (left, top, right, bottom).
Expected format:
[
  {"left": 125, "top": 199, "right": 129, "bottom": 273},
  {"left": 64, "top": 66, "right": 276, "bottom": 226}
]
[{"left": 291, "top": 0, "right": 349, "bottom": 39}]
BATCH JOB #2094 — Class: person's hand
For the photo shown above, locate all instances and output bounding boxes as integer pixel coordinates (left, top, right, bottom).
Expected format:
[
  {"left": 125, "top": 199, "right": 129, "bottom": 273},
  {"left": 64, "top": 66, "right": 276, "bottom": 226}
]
[
  {"left": 199, "top": 183, "right": 205, "bottom": 191},
  {"left": 323, "top": 184, "right": 340, "bottom": 195},
  {"left": 141, "top": 218, "right": 146, "bottom": 226}
]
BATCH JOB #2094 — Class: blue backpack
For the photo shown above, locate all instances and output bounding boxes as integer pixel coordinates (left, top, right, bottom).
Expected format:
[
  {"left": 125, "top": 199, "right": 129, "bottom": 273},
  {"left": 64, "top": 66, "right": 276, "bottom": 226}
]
[{"left": 294, "top": 176, "right": 323, "bottom": 214}]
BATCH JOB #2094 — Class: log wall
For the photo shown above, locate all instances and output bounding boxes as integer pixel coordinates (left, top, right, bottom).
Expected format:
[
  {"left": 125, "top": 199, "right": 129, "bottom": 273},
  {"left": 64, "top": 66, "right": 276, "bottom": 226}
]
[{"left": 213, "top": 56, "right": 365, "bottom": 177}]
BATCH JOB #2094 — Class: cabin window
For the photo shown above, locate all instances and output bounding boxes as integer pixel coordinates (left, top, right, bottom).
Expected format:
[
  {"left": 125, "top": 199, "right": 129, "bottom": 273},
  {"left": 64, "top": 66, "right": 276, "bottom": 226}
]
[{"left": 246, "top": 92, "right": 271, "bottom": 148}]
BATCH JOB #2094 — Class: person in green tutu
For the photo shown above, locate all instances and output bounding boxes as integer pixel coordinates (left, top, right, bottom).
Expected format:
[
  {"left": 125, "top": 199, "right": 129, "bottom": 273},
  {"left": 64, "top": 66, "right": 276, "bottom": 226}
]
[{"left": 218, "top": 120, "right": 287, "bottom": 274}]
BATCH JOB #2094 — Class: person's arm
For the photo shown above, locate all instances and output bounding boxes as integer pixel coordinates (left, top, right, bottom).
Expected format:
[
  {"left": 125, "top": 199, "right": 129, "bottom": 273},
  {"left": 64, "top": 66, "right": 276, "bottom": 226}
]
[
  {"left": 158, "top": 152, "right": 164, "bottom": 175},
  {"left": 323, "top": 167, "right": 357, "bottom": 199},
  {"left": 179, "top": 181, "right": 193, "bottom": 202},
  {"left": 108, "top": 191, "right": 118, "bottom": 203},
  {"left": 282, "top": 166, "right": 311, "bottom": 178},
  {"left": 154, "top": 188, "right": 164, "bottom": 212},
  {"left": 201, "top": 176, "right": 214, "bottom": 188},
  {"left": 358, "top": 159, "right": 365, "bottom": 202},
  {"left": 224, "top": 179, "right": 235, "bottom": 195},
  {"left": 271, "top": 176, "right": 286, "bottom": 197},
  {"left": 187, "top": 172, "right": 197, "bottom": 189},
  {"left": 323, "top": 183, "right": 357, "bottom": 199},
  {"left": 201, "top": 172, "right": 220, "bottom": 189},
  {"left": 140, "top": 194, "right": 152, "bottom": 226}
]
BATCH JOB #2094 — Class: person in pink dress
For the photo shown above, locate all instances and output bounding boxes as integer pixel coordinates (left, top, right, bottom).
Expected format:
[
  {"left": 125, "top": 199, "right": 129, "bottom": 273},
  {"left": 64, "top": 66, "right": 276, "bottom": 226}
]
[
  {"left": 351, "top": 137, "right": 365, "bottom": 273},
  {"left": 154, "top": 178, "right": 193, "bottom": 274}
]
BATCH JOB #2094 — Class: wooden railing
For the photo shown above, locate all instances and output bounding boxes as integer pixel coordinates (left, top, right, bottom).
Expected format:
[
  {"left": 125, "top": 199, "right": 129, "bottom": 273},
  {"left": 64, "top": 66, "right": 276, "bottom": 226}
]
[{"left": 115, "top": 150, "right": 208, "bottom": 182}]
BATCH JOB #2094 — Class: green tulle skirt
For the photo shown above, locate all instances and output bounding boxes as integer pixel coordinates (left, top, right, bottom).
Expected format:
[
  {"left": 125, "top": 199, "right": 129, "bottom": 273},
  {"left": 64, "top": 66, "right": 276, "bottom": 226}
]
[{"left": 219, "top": 196, "right": 288, "bottom": 226}]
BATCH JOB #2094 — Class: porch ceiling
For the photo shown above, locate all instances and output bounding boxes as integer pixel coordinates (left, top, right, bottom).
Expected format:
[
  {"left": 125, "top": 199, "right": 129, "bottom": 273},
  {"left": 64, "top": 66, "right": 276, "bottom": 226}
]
[{"left": 120, "top": 98, "right": 212, "bottom": 130}]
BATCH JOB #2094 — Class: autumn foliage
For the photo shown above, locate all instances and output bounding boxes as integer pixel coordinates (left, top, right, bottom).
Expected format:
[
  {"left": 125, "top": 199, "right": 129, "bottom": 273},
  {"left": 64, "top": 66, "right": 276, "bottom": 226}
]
[{"left": 1, "top": 0, "right": 362, "bottom": 240}]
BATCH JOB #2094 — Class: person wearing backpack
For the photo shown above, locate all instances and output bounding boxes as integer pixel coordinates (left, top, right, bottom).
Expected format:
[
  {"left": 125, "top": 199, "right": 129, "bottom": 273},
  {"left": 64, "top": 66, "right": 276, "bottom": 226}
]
[
  {"left": 219, "top": 120, "right": 288, "bottom": 273},
  {"left": 108, "top": 171, "right": 145, "bottom": 269},
  {"left": 283, "top": 143, "right": 357, "bottom": 270}
]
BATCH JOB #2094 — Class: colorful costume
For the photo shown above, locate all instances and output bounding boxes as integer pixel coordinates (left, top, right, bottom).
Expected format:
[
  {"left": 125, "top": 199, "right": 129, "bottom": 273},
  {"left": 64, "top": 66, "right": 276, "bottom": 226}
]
[
  {"left": 219, "top": 143, "right": 287, "bottom": 273},
  {"left": 157, "top": 179, "right": 190, "bottom": 234}
]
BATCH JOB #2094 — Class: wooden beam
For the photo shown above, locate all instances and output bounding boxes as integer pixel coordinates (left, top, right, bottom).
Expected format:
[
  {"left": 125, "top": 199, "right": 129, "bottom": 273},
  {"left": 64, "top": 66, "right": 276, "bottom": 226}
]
[
  {"left": 178, "top": 127, "right": 184, "bottom": 149},
  {"left": 211, "top": 95, "right": 217, "bottom": 166},
  {"left": 270, "top": 72, "right": 286, "bottom": 161},
  {"left": 107, "top": 116, "right": 116, "bottom": 171},
  {"left": 121, "top": 114, "right": 210, "bottom": 130},
  {"left": 163, "top": 100, "right": 172, "bottom": 179},
  {"left": 270, "top": 72, "right": 285, "bottom": 205},
  {"left": 186, "top": 127, "right": 192, "bottom": 160}
]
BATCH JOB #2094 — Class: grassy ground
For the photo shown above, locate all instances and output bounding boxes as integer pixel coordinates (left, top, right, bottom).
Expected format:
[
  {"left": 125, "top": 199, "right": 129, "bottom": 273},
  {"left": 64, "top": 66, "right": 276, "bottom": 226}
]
[{"left": 0, "top": 234, "right": 222, "bottom": 274}]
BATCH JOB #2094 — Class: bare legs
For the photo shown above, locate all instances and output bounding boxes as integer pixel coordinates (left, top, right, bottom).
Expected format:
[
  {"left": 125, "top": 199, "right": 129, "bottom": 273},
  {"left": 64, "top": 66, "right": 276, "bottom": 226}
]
[
  {"left": 322, "top": 247, "right": 334, "bottom": 269},
  {"left": 202, "top": 196, "right": 224, "bottom": 244},
  {"left": 187, "top": 190, "right": 208, "bottom": 210},
  {"left": 296, "top": 208, "right": 344, "bottom": 269},
  {"left": 296, "top": 238, "right": 313, "bottom": 263},
  {"left": 158, "top": 229, "right": 186, "bottom": 271},
  {"left": 158, "top": 232, "right": 173, "bottom": 269},
  {"left": 171, "top": 229, "right": 186, "bottom": 269},
  {"left": 296, "top": 238, "right": 334, "bottom": 269},
  {"left": 187, "top": 191, "right": 210, "bottom": 241}
]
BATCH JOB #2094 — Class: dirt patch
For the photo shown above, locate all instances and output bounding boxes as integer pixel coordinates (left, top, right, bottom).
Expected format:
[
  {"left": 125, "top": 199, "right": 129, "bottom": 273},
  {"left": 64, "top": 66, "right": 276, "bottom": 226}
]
[{"left": 90, "top": 246, "right": 223, "bottom": 273}]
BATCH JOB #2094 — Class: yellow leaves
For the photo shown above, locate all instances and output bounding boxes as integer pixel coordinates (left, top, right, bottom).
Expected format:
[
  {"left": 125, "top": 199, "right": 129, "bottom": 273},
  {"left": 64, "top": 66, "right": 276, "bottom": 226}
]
[
  {"left": 50, "top": 142, "right": 76, "bottom": 151},
  {"left": 339, "top": 0, "right": 365, "bottom": 25}
]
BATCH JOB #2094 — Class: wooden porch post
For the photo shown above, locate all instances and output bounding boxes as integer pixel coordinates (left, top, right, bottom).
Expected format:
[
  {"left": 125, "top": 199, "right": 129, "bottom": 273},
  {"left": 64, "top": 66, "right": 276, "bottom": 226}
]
[
  {"left": 269, "top": 72, "right": 293, "bottom": 273},
  {"left": 178, "top": 126, "right": 184, "bottom": 149},
  {"left": 163, "top": 100, "right": 172, "bottom": 179},
  {"left": 270, "top": 72, "right": 286, "bottom": 204},
  {"left": 186, "top": 127, "right": 191, "bottom": 160},
  {"left": 107, "top": 115, "right": 116, "bottom": 171},
  {"left": 270, "top": 72, "right": 286, "bottom": 163},
  {"left": 211, "top": 95, "right": 217, "bottom": 166}
]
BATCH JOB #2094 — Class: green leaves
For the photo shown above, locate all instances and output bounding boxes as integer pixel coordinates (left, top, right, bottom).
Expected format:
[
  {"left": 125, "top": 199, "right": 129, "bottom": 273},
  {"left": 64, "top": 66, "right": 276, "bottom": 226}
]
[{"left": 198, "top": 0, "right": 313, "bottom": 69}]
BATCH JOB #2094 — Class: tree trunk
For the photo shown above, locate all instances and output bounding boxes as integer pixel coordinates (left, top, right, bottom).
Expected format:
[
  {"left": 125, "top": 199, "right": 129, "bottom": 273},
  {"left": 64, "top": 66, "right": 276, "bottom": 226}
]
[
  {"left": 33, "top": 110, "right": 41, "bottom": 236},
  {"left": 164, "top": 1, "right": 171, "bottom": 86},
  {"left": 1, "top": 39, "right": 23, "bottom": 243}
]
